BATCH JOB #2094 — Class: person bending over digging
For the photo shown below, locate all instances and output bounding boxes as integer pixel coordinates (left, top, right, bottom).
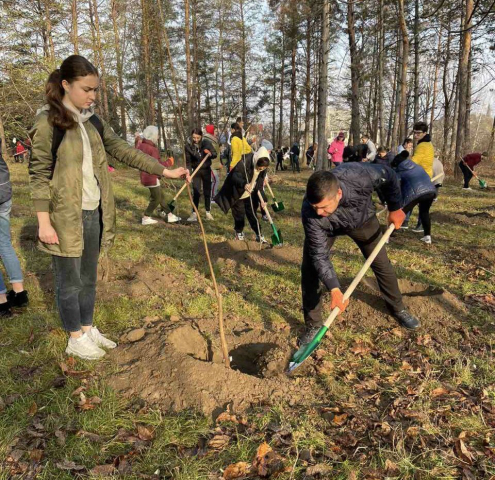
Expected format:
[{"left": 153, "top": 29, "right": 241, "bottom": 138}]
[
  {"left": 29, "top": 55, "right": 190, "bottom": 360},
  {"left": 299, "top": 163, "right": 420, "bottom": 347},
  {"left": 214, "top": 147, "right": 270, "bottom": 243}
]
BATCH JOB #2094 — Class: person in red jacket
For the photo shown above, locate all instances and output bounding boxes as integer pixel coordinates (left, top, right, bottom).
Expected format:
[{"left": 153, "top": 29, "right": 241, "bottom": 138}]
[
  {"left": 139, "top": 126, "right": 181, "bottom": 225},
  {"left": 460, "top": 151, "right": 488, "bottom": 190},
  {"left": 327, "top": 131, "right": 345, "bottom": 167}
]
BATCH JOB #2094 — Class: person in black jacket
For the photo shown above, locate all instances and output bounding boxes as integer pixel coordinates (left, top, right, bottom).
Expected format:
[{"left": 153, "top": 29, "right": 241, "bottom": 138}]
[
  {"left": 185, "top": 128, "right": 217, "bottom": 222},
  {"left": 214, "top": 152, "right": 269, "bottom": 242},
  {"left": 290, "top": 142, "right": 300, "bottom": 173},
  {"left": 374, "top": 147, "right": 394, "bottom": 166},
  {"left": 299, "top": 163, "right": 420, "bottom": 346}
]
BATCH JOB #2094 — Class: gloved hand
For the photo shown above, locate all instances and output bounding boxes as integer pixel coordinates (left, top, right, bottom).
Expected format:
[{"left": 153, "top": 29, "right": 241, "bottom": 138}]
[
  {"left": 388, "top": 209, "right": 406, "bottom": 229},
  {"left": 330, "top": 288, "right": 349, "bottom": 313},
  {"left": 203, "top": 149, "right": 211, "bottom": 156}
]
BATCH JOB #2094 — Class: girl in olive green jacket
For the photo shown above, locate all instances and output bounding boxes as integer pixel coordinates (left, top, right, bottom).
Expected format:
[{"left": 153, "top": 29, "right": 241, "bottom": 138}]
[{"left": 30, "top": 55, "right": 189, "bottom": 360}]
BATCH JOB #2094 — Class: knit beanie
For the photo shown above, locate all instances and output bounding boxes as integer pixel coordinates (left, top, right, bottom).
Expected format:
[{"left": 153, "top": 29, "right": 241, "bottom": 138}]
[{"left": 205, "top": 124, "right": 215, "bottom": 135}]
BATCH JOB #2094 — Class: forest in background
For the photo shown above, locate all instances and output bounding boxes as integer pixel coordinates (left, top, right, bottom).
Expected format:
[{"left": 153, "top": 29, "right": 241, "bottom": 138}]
[{"left": 1, "top": 0, "right": 495, "bottom": 173}]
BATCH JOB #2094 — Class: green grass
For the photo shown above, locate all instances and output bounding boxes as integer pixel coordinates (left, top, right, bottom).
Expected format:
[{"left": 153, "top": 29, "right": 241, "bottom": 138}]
[{"left": 1, "top": 162, "right": 494, "bottom": 479}]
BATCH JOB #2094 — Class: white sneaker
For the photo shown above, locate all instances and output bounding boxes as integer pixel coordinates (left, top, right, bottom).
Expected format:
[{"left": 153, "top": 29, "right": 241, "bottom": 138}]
[
  {"left": 412, "top": 226, "right": 424, "bottom": 233},
  {"left": 462, "top": 187, "right": 473, "bottom": 191},
  {"left": 142, "top": 216, "right": 158, "bottom": 225},
  {"left": 205, "top": 211, "right": 214, "bottom": 221},
  {"left": 256, "top": 235, "right": 268, "bottom": 244},
  {"left": 166, "top": 212, "right": 181, "bottom": 223},
  {"left": 87, "top": 327, "right": 117, "bottom": 349},
  {"left": 65, "top": 333, "right": 106, "bottom": 360},
  {"left": 234, "top": 232, "right": 245, "bottom": 241},
  {"left": 187, "top": 212, "right": 197, "bottom": 222},
  {"left": 420, "top": 235, "right": 432, "bottom": 244}
]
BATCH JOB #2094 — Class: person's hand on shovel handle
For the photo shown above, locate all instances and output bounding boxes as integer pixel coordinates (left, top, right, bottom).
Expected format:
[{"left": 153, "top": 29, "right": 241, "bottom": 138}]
[
  {"left": 330, "top": 288, "right": 349, "bottom": 313},
  {"left": 388, "top": 209, "right": 406, "bottom": 229},
  {"left": 163, "top": 166, "right": 191, "bottom": 183}
]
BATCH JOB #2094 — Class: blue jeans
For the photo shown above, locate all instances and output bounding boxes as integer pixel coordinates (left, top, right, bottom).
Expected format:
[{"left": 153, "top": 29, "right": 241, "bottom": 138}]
[
  {"left": 52, "top": 208, "right": 101, "bottom": 332},
  {"left": 0, "top": 199, "right": 23, "bottom": 294}
]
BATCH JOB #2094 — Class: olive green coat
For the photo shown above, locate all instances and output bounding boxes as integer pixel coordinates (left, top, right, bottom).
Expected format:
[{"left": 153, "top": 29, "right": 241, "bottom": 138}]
[{"left": 29, "top": 111, "right": 165, "bottom": 257}]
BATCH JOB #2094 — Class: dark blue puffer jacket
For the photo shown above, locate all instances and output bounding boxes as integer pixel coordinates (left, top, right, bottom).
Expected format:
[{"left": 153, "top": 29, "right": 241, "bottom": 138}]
[{"left": 394, "top": 157, "right": 436, "bottom": 207}]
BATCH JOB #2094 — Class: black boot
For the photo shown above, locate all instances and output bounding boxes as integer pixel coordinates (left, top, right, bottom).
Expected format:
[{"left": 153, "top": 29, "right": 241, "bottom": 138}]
[
  {"left": 394, "top": 309, "right": 420, "bottom": 330},
  {"left": 0, "top": 301, "right": 12, "bottom": 317},
  {"left": 7, "top": 290, "right": 29, "bottom": 308}
]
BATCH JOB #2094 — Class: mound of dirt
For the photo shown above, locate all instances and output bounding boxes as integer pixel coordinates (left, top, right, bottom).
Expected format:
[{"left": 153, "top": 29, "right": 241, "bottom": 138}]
[
  {"left": 105, "top": 320, "right": 315, "bottom": 416},
  {"left": 105, "top": 278, "right": 469, "bottom": 416}
]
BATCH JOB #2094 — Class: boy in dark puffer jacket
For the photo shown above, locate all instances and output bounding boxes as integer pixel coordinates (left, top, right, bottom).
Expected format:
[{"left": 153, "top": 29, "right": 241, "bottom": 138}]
[{"left": 299, "top": 163, "right": 420, "bottom": 347}]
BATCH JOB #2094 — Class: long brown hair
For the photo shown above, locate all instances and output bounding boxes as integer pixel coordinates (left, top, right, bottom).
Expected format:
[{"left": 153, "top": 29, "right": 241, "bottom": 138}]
[{"left": 46, "top": 55, "right": 99, "bottom": 130}]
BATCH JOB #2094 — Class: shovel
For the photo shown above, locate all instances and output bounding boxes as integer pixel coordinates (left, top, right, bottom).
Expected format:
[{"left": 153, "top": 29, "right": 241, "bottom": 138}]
[
  {"left": 265, "top": 181, "right": 285, "bottom": 212},
  {"left": 257, "top": 191, "right": 283, "bottom": 246},
  {"left": 461, "top": 160, "right": 487, "bottom": 189},
  {"left": 288, "top": 223, "right": 396, "bottom": 373},
  {"left": 167, "top": 153, "right": 211, "bottom": 212}
]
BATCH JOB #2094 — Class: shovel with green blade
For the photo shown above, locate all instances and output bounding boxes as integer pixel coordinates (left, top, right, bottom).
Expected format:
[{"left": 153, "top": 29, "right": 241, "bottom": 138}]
[
  {"left": 265, "top": 180, "right": 285, "bottom": 212},
  {"left": 167, "top": 153, "right": 211, "bottom": 213},
  {"left": 288, "top": 222, "right": 396, "bottom": 373},
  {"left": 461, "top": 159, "right": 488, "bottom": 189},
  {"left": 257, "top": 191, "right": 283, "bottom": 246}
]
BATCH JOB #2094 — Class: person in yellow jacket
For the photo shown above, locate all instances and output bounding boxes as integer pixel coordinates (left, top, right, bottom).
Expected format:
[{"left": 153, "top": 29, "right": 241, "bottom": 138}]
[
  {"left": 411, "top": 122, "right": 434, "bottom": 178},
  {"left": 230, "top": 123, "right": 252, "bottom": 171}
]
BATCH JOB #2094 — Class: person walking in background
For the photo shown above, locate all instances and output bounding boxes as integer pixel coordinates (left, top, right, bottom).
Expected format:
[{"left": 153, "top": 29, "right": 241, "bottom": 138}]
[
  {"left": 361, "top": 134, "right": 377, "bottom": 162},
  {"left": 306, "top": 143, "right": 317, "bottom": 169},
  {"left": 29, "top": 55, "right": 189, "bottom": 360},
  {"left": 139, "top": 126, "right": 181, "bottom": 225},
  {"left": 276, "top": 147, "right": 284, "bottom": 171},
  {"left": 14, "top": 140, "right": 26, "bottom": 163},
  {"left": 203, "top": 124, "right": 221, "bottom": 198},
  {"left": 0, "top": 150, "right": 29, "bottom": 317},
  {"left": 185, "top": 128, "right": 216, "bottom": 222},
  {"left": 328, "top": 132, "right": 345, "bottom": 167},
  {"left": 290, "top": 142, "right": 301, "bottom": 173},
  {"left": 459, "top": 151, "right": 488, "bottom": 190}
]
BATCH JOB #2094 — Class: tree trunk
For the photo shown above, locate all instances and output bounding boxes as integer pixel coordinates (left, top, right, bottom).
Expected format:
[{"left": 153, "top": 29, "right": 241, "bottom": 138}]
[
  {"left": 312, "top": 30, "right": 320, "bottom": 145},
  {"left": 278, "top": 28, "right": 286, "bottom": 147},
  {"left": 464, "top": 49, "right": 472, "bottom": 151},
  {"left": 184, "top": 0, "right": 193, "bottom": 128},
  {"left": 140, "top": 0, "right": 155, "bottom": 125},
  {"left": 316, "top": 0, "right": 330, "bottom": 170},
  {"left": 192, "top": 3, "right": 200, "bottom": 125},
  {"left": 110, "top": 0, "right": 126, "bottom": 139},
  {"left": 43, "top": 0, "right": 55, "bottom": 60},
  {"left": 487, "top": 115, "right": 495, "bottom": 160},
  {"left": 347, "top": 0, "right": 360, "bottom": 146},
  {"left": 441, "top": 22, "right": 452, "bottom": 163},
  {"left": 303, "top": 17, "right": 312, "bottom": 154},
  {"left": 454, "top": 0, "right": 473, "bottom": 175},
  {"left": 289, "top": 40, "right": 297, "bottom": 146},
  {"left": 72, "top": 0, "right": 79, "bottom": 54},
  {"left": 389, "top": 29, "right": 401, "bottom": 150},
  {"left": 272, "top": 50, "right": 277, "bottom": 145},
  {"left": 413, "top": 0, "right": 419, "bottom": 125},
  {"left": 397, "top": 0, "right": 409, "bottom": 148},
  {"left": 429, "top": 25, "right": 442, "bottom": 134},
  {"left": 239, "top": 0, "right": 247, "bottom": 123},
  {"left": 377, "top": 0, "right": 385, "bottom": 145}
]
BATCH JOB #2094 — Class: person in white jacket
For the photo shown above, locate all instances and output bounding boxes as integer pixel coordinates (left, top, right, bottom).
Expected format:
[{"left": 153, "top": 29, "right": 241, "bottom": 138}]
[{"left": 361, "top": 134, "right": 377, "bottom": 162}]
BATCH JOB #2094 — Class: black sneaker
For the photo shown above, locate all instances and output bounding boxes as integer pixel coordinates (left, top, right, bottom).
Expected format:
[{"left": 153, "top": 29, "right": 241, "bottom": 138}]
[
  {"left": 7, "top": 290, "right": 29, "bottom": 308},
  {"left": 297, "top": 325, "right": 321, "bottom": 347},
  {"left": 0, "top": 301, "right": 12, "bottom": 317},
  {"left": 394, "top": 310, "right": 420, "bottom": 330}
]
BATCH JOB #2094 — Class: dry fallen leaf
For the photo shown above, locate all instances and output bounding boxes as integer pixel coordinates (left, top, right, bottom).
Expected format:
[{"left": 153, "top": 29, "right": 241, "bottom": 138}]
[
  {"left": 89, "top": 464, "right": 115, "bottom": 476},
  {"left": 455, "top": 439, "right": 475, "bottom": 465},
  {"left": 55, "top": 460, "right": 85, "bottom": 471},
  {"left": 137, "top": 425, "right": 155, "bottom": 441},
  {"left": 350, "top": 341, "right": 371, "bottom": 356},
  {"left": 71, "top": 386, "right": 86, "bottom": 396},
  {"left": 252, "top": 442, "right": 285, "bottom": 477},
  {"left": 29, "top": 449, "right": 43, "bottom": 462},
  {"left": 216, "top": 411, "right": 248, "bottom": 426},
  {"left": 306, "top": 463, "right": 333, "bottom": 476},
  {"left": 27, "top": 401, "right": 37, "bottom": 416},
  {"left": 222, "top": 462, "right": 251, "bottom": 479},
  {"left": 208, "top": 434, "right": 231, "bottom": 450},
  {"left": 332, "top": 413, "right": 348, "bottom": 426},
  {"left": 431, "top": 387, "right": 449, "bottom": 398},
  {"left": 406, "top": 426, "right": 420, "bottom": 437},
  {"left": 76, "top": 430, "right": 104, "bottom": 442},
  {"left": 384, "top": 459, "right": 399, "bottom": 475}
]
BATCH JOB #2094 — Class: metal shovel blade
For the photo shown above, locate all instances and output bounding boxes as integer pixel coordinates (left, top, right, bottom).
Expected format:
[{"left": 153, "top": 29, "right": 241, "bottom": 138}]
[
  {"left": 288, "top": 325, "right": 329, "bottom": 373},
  {"left": 479, "top": 178, "right": 488, "bottom": 189},
  {"left": 271, "top": 225, "right": 283, "bottom": 246},
  {"left": 271, "top": 200, "right": 285, "bottom": 212}
]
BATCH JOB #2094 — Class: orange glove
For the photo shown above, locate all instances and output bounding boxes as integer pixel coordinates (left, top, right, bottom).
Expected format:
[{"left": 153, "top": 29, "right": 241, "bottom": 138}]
[
  {"left": 330, "top": 288, "right": 349, "bottom": 313},
  {"left": 388, "top": 209, "right": 406, "bottom": 229},
  {"left": 203, "top": 149, "right": 211, "bottom": 156}
]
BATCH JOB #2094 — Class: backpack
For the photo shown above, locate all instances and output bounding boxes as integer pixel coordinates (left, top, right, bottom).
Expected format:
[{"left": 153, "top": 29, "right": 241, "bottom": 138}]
[{"left": 50, "top": 115, "right": 104, "bottom": 178}]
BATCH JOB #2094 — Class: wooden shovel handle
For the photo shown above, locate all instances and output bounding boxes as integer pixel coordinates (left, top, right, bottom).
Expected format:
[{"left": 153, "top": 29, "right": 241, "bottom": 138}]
[
  {"left": 173, "top": 153, "right": 211, "bottom": 201},
  {"left": 257, "top": 191, "right": 274, "bottom": 224},
  {"left": 323, "top": 223, "right": 396, "bottom": 329},
  {"left": 265, "top": 181, "right": 276, "bottom": 199}
]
